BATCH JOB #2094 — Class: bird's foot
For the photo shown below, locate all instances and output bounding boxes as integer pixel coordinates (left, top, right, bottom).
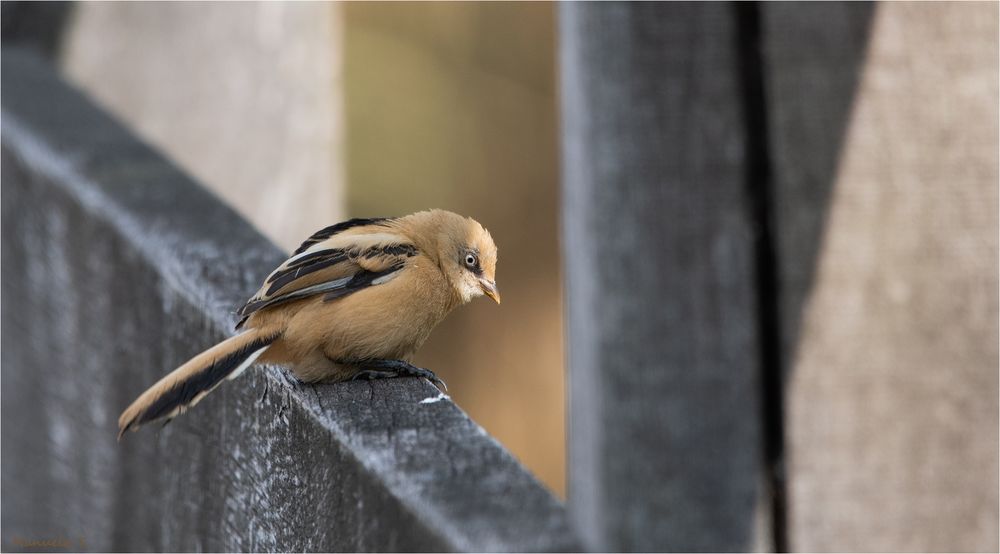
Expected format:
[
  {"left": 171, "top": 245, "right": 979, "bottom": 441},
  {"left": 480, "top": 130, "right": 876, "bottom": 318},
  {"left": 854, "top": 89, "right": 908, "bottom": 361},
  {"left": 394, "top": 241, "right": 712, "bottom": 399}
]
[
  {"left": 351, "top": 369, "right": 398, "bottom": 381},
  {"left": 361, "top": 359, "right": 448, "bottom": 392}
]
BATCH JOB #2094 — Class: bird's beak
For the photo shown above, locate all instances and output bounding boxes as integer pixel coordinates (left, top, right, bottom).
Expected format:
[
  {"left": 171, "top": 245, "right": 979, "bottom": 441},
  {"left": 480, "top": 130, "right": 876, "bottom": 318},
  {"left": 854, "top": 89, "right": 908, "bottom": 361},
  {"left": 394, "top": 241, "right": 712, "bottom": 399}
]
[{"left": 479, "top": 278, "right": 501, "bottom": 304}]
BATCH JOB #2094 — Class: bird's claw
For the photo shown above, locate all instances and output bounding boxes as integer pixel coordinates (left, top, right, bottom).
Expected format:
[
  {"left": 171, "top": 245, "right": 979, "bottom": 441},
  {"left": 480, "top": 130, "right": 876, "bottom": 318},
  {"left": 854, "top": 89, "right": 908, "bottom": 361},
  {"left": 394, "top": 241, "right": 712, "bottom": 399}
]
[
  {"left": 352, "top": 369, "right": 398, "bottom": 381},
  {"left": 354, "top": 359, "right": 448, "bottom": 392},
  {"left": 415, "top": 369, "right": 448, "bottom": 393}
]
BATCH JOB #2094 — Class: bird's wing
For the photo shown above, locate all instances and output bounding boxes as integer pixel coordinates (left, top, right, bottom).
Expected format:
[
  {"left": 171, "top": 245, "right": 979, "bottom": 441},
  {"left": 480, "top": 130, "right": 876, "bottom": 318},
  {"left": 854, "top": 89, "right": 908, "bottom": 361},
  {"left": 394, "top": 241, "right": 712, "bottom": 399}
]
[
  {"left": 291, "top": 217, "right": 393, "bottom": 255},
  {"left": 235, "top": 220, "right": 416, "bottom": 328}
]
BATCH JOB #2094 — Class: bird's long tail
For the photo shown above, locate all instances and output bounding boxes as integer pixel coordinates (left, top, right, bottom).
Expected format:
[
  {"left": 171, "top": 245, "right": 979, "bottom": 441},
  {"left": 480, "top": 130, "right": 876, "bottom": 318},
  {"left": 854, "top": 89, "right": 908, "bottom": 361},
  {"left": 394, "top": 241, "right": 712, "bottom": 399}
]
[{"left": 118, "top": 327, "right": 281, "bottom": 439}]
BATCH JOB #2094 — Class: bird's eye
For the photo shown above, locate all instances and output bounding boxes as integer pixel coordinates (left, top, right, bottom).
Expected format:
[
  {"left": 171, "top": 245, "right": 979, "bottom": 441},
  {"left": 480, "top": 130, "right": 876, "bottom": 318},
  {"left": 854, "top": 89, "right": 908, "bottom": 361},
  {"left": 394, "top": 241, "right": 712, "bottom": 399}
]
[{"left": 464, "top": 253, "right": 478, "bottom": 268}]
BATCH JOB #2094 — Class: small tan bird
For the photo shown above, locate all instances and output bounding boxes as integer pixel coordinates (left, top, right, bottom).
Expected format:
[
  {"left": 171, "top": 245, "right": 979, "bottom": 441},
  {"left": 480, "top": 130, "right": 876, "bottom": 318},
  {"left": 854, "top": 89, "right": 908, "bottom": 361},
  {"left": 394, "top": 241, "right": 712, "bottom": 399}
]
[{"left": 118, "top": 209, "right": 499, "bottom": 438}]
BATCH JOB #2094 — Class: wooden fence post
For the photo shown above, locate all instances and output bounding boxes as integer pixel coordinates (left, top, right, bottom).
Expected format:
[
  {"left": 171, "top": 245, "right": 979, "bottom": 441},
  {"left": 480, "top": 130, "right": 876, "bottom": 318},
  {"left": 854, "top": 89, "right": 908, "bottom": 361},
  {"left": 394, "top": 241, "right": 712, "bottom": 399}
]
[{"left": 560, "top": 3, "right": 771, "bottom": 551}]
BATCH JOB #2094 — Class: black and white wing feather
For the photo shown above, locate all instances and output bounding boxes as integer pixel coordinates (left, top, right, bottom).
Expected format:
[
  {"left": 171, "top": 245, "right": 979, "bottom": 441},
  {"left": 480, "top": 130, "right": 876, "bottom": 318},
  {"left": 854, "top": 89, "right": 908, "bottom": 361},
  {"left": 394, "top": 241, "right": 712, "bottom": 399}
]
[{"left": 235, "top": 218, "right": 416, "bottom": 328}]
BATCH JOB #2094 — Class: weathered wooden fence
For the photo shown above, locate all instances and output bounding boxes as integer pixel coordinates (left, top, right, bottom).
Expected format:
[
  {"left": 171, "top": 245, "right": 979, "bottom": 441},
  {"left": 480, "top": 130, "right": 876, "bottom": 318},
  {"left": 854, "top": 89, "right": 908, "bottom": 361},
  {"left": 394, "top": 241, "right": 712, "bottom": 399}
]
[
  {"left": 0, "top": 49, "right": 579, "bottom": 552},
  {"left": 3, "top": 2, "right": 997, "bottom": 552},
  {"left": 561, "top": 2, "right": 997, "bottom": 552},
  {"left": 561, "top": 3, "right": 769, "bottom": 551}
]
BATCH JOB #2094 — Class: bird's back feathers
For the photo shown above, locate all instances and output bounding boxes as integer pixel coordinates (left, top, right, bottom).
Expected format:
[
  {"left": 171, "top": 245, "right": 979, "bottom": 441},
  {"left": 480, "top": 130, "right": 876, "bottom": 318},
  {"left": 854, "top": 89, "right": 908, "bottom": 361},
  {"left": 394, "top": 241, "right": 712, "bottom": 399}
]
[
  {"left": 292, "top": 217, "right": 393, "bottom": 255},
  {"left": 235, "top": 222, "right": 418, "bottom": 329}
]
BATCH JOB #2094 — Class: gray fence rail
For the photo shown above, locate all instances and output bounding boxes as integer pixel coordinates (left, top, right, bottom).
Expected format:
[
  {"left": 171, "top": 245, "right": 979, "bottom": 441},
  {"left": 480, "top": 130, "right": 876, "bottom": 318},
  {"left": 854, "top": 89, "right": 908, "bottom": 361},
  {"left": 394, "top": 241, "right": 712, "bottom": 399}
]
[{"left": 1, "top": 49, "right": 579, "bottom": 553}]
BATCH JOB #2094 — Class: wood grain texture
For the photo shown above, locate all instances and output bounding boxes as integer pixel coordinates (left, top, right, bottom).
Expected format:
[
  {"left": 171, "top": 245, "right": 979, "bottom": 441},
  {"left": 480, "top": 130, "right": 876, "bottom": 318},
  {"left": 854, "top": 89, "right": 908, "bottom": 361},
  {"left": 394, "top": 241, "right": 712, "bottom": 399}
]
[
  {"left": 560, "top": 3, "right": 769, "bottom": 551},
  {"left": 0, "top": 49, "right": 578, "bottom": 553}
]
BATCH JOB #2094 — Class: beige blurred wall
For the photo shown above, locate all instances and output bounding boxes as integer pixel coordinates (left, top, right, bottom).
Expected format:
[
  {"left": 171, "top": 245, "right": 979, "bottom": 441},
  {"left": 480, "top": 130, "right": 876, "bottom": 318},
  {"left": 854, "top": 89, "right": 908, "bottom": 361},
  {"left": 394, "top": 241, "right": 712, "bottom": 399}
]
[
  {"left": 785, "top": 3, "right": 999, "bottom": 551},
  {"left": 59, "top": 2, "right": 344, "bottom": 251},
  {"left": 343, "top": 3, "right": 565, "bottom": 496}
]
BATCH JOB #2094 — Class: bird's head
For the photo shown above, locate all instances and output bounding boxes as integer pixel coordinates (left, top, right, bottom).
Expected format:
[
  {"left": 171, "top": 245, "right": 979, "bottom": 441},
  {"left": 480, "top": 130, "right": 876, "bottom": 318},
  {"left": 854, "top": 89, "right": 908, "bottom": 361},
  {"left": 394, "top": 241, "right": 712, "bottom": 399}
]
[{"left": 424, "top": 210, "right": 500, "bottom": 305}]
